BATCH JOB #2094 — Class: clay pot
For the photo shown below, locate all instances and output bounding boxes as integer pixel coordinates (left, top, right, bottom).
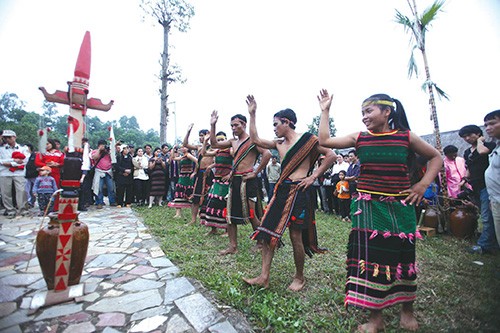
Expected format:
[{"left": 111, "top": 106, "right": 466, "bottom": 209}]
[
  {"left": 422, "top": 206, "right": 440, "bottom": 229},
  {"left": 449, "top": 206, "right": 477, "bottom": 239},
  {"left": 36, "top": 213, "right": 89, "bottom": 290}
]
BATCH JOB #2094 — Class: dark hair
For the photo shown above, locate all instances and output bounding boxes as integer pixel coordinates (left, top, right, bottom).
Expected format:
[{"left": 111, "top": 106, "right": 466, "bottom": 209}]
[
  {"left": 82, "top": 137, "right": 88, "bottom": 143},
  {"left": 47, "top": 138, "right": 57, "bottom": 150},
  {"left": 54, "top": 139, "right": 61, "bottom": 144},
  {"left": 26, "top": 143, "right": 34, "bottom": 152},
  {"left": 443, "top": 145, "right": 458, "bottom": 155},
  {"left": 144, "top": 144, "right": 152, "bottom": 149},
  {"left": 231, "top": 114, "right": 247, "bottom": 123},
  {"left": 161, "top": 143, "right": 169, "bottom": 149},
  {"left": 362, "top": 94, "right": 410, "bottom": 131},
  {"left": 216, "top": 131, "right": 226, "bottom": 137},
  {"left": 484, "top": 110, "right": 500, "bottom": 122},
  {"left": 199, "top": 129, "right": 209, "bottom": 135},
  {"left": 98, "top": 139, "right": 107, "bottom": 146},
  {"left": 348, "top": 149, "right": 357, "bottom": 157},
  {"left": 339, "top": 170, "right": 346, "bottom": 176},
  {"left": 273, "top": 108, "right": 297, "bottom": 129},
  {"left": 458, "top": 125, "right": 482, "bottom": 137},
  {"left": 154, "top": 147, "right": 161, "bottom": 153}
]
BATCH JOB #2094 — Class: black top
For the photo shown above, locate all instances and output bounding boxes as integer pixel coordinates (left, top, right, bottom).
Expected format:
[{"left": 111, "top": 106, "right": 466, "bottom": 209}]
[{"left": 464, "top": 141, "right": 496, "bottom": 192}]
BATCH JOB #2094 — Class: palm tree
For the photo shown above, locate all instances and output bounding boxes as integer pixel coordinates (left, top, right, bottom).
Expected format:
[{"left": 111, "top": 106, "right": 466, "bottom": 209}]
[{"left": 395, "top": 0, "right": 450, "bottom": 226}]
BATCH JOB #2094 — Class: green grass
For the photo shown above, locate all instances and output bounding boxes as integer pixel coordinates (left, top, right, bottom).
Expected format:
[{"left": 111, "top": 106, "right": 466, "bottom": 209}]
[{"left": 137, "top": 206, "right": 500, "bottom": 332}]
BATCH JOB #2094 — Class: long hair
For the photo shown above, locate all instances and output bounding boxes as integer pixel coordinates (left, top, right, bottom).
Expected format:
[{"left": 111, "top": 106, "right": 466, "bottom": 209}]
[{"left": 362, "top": 94, "right": 411, "bottom": 131}]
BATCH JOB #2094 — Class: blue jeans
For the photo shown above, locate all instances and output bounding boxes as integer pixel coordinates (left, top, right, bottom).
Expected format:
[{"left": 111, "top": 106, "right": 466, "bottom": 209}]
[
  {"left": 167, "top": 178, "right": 177, "bottom": 202},
  {"left": 477, "top": 188, "right": 499, "bottom": 250},
  {"left": 96, "top": 173, "right": 116, "bottom": 205}
]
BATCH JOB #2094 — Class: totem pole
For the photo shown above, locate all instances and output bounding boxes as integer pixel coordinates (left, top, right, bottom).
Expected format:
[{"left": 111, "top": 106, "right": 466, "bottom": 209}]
[{"left": 38, "top": 31, "right": 114, "bottom": 292}]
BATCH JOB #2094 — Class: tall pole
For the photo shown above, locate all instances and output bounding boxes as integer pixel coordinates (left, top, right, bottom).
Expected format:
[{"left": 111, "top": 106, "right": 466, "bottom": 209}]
[{"left": 168, "top": 101, "right": 177, "bottom": 145}]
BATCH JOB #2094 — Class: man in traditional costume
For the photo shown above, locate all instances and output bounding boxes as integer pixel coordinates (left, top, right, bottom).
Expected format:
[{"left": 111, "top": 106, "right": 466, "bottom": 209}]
[
  {"left": 210, "top": 111, "right": 271, "bottom": 255},
  {"left": 183, "top": 125, "right": 213, "bottom": 225},
  {"left": 242, "top": 96, "right": 335, "bottom": 291}
]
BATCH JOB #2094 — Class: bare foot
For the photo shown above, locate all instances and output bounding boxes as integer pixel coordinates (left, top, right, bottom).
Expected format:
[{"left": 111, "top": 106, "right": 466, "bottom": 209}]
[
  {"left": 219, "top": 247, "right": 238, "bottom": 256},
  {"left": 242, "top": 276, "right": 269, "bottom": 288},
  {"left": 205, "top": 229, "right": 218, "bottom": 236},
  {"left": 400, "top": 310, "right": 418, "bottom": 331},
  {"left": 357, "top": 312, "right": 385, "bottom": 333},
  {"left": 287, "top": 277, "right": 306, "bottom": 292}
]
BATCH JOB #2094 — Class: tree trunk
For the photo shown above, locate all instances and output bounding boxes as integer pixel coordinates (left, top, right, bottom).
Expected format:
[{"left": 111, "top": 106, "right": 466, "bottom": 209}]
[{"left": 159, "top": 22, "right": 170, "bottom": 144}]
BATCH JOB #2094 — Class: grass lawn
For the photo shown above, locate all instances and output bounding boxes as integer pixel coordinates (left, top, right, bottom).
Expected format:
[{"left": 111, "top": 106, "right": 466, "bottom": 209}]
[{"left": 137, "top": 205, "right": 500, "bottom": 332}]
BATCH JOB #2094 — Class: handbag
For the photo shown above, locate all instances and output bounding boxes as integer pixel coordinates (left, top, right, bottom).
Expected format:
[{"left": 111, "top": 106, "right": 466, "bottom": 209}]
[{"left": 87, "top": 154, "right": 105, "bottom": 180}]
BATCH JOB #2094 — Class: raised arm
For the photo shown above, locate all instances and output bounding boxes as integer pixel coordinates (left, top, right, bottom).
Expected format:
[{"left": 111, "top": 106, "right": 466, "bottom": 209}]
[
  {"left": 209, "top": 110, "right": 232, "bottom": 149},
  {"left": 200, "top": 134, "right": 216, "bottom": 157},
  {"left": 183, "top": 123, "right": 199, "bottom": 151},
  {"left": 317, "top": 89, "right": 358, "bottom": 149},
  {"left": 247, "top": 95, "right": 276, "bottom": 150}
]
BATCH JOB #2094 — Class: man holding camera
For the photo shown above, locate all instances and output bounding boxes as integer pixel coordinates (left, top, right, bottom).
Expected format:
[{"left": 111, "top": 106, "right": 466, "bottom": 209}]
[{"left": 91, "top": 139, "right": 117, "bottom": 209}]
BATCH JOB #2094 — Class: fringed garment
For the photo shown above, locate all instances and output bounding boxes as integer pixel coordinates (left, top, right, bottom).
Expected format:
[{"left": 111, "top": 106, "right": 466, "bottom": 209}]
[
  {"left": 202, "top": 148, "right": 233, "bottom": 228},
  {"left": 251, "top": 133, "right": 326, "bottom": 256},
  {"left": 226, "top": 138, "right": 263, "bottom": 225},
  {"left": 345, "top": 130, "right": 420, "bottom": 310},
  {"left": 167, "top": 158, "right": 195, "bottom": 209}
]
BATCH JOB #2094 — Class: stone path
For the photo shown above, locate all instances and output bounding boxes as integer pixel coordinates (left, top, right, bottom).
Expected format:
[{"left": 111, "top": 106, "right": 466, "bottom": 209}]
[{"left": 0, "top": 206, "right": 254, "bottom": 333}]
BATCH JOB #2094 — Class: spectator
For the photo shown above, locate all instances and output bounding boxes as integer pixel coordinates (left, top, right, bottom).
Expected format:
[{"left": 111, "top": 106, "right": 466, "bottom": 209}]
[
  {"left": 443, "top": 145, "right": 470, "bottom": 198},
  {"left": 91, "top": 139, "right": 117, "bottom": 209},
  {"left": 35, "top": 138, "right": 64, "bottom": 211},
  {"left": 132, "top": 147, "right": 149, "bottom": 206},
  {"left": 33, "top": 166, "right": 58, "bottom": 216},
  {"left": 24, "top": 144, "right": 38, "bottom": 209},
  {"left": 483, "top": 110, "right": 500, "bottom": 247},
  {"left": 144, "top": 144, "right": 153, "bottom": 159},
  {"left": 345, "top": 149, "right": 360, "bottom": 198},
  {"left": 148, "top": 147, "right": 167, "bottom": 208},
  {"left": 78, "top": 138, "right": 92, "bottom": 211},
  {"left": 266, "top": 156, "right": 281, "bottom": 202},
  {"left": 167, "top": 147, "right": 180, "bottom": 202},
  {"left": 459, "top": 125, "right": 498, "bottom": 254},
  {"left": 331, "top": 154, "right": 349, "bottom": 215},
  {"left": 0, "top": 130, "right": 29, "bottom": 218},
  {"left": 334, "top": 170, "right": 351, "bottom": 221},
  {"left": 115, "top": 145, "right": 134, "bottom": 207}
]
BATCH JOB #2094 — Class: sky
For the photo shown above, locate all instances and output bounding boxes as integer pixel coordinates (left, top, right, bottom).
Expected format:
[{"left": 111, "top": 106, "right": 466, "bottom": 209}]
[{"left": 0, "top": 0, "right": 499, "bottom": 144}]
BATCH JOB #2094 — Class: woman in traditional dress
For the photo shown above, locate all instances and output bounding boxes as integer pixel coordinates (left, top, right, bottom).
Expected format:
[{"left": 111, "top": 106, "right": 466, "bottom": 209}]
[
  {"left": 318, "top": 90, "right": 442, "bottom": 333},
  {"left": 167, "top": 147, "right": 197, "bottom": 218},
  {"left": 115, "top": 145, "right": 134, "bottom": 207},
  {"left": 200, "top": 131, "right": 233, "bottom": 235},
  {"left": 148, "top": 147, "right": 167, "bottom": 208},
  {"left": 35, "top": 138, "right": 64, "bottom": 211}
]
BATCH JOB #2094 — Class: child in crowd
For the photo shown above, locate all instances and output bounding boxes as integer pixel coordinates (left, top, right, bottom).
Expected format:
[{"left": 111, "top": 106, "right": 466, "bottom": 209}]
[
  {"left": 33, "top": 166, "right": 58, "bottom": 216},
  {"left": 334, "top": 170, "right": 351, "bottom": 221}
]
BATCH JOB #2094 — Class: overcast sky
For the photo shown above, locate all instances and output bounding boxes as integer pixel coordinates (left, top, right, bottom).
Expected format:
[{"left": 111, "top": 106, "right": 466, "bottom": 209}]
[{"left": 0, "top": 0, "right": 499, "bottom": 144}]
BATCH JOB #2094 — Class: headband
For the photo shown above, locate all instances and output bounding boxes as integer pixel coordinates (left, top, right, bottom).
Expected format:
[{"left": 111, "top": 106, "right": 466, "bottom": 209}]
[
  {"left": 362, "top": 100, "right": 395, "bottom": 108},
  {"left": 216, "top": 135, "right": 226, "bottom": 140},
  {"left": 232, "top": 115, "right": 247, "bottom": 123},
  {"left": 280, "top": 117, "right": 295, "bottom": 126}
]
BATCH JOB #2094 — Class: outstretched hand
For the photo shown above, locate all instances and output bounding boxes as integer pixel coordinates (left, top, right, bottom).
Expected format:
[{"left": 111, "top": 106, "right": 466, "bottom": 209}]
[
  {"left": 187, "top": 123, "right": 194, "bottom": 132},
  {"left": 210, "top": 110, "right": 218, "bottom": 126},
  {"left": 400, "top": 182, "right": 428, "bottom": 206},
  {"left": 317, "top": 89, "right": 333, "bottom": 112},
  {"left": 246, "top": 95, "right": 257, "bottom": 116}
]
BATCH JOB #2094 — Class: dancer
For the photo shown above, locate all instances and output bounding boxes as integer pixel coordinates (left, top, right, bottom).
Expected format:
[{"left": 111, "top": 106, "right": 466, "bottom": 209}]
[
  {"left": 318, "top": 89, "right": 442, "bottom": 332},
  {"left": 242, "top": 95, "right": 335, "bottom": 291},
  {"left": 201, "top": 131, "right": 233, "bottom": 234},
  {"left": 210, "top": 111, "right": 271, "bottom": 255},
  {"left": 183, "top": 125, "right": 213, "bottom": 224},
  {"left": 167, "top": 147, "right": 197, "bottom": 218}
]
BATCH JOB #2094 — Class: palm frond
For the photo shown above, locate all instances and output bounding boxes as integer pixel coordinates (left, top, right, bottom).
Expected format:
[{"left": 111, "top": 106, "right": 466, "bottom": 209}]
[
  {"left": 433, "top": 83, "right": 450, "bottom": 100},
  {"left": 407, "top": 46, "right": 419, "bottom": 78},
  {"left": 421, "top": 80, "right": 431, "bottom": 92},
  {"left": 420, "top": 0, "right": 445, "bottom": 29},
  {"left": 395, "top": 10, "right": 412, "bottom": 29}
]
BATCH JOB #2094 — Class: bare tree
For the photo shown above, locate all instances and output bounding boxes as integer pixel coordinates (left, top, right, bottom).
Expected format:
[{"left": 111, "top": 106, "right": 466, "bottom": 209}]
[
  {"left": 141, "top": 0, "right": 194, "bottom": 144},
  {"left": 395, "top": 0, "right": 450, "bottom": 225}
]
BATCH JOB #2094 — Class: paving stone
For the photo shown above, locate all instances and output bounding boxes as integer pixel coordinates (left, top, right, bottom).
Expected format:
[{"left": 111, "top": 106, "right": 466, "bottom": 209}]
[
  {"left": 130, "top": 305, "right": 173, "bottom": 321},
  {"left": 130, "top": 315, "right": 168, "bottom": 332},
  {"left": 120, "top": 278, "right": 164, "bottom": 292},
  {"left": 100, "top": 282, "right": 114, "bottom": 290},
  {"left": 209, "top": 321, "right": 239, "bottom": 333},
  {"left": 86, "top": 254, "right": 126, "bottom": 268},
  {"left": 1, "top": 325, "right": 22, "bottom": 333},
  {"left": 149, "top": 257, "right": 174, "bottom": 268},
  {"left": 62, "top": 321, "right": 95, "bottom": 333},
  {"left": 96, "top": 312, "right": 126, "bottom": 327},
  {"left": 35, "top": 303, "right": 83, "bottom": 321},
  {"left": 111, "top": 274, "right": 136, "bottom": 284},
  {"left": 0, "top": 273, "right": 43, "bottom": 286},
  {"left": 0, "top": 310, "right": 33, "bottom": 330},
  {"left": 166, "top": 314, "right": 195, "bottom": 333},
  {"left": 0, "top": 302, "right": 17, "bottom": 317},
  {"left": 19, "top": 297, "right": 31, "bottom": 309},
  {"left": 128, "top": 265, "right": 158, "bottom": 276},
  {"left": 149, "top": 246, "right": 165, "bottom": 258},
  {"left": 102, "top": 328, "right": 122, "bottom": 333},
  {"left": 0, "top": 285, "right": 26, "bottom": 302},
  {"left": 90, "top": 268, "right": 119, "bottom": 277},
  {"left": 103, "top": 289, "right": 124, "bottom": 297},
  {"left": 60, "top": 311, "right": 92, "bottom": 324},
  {"left": 86, "top": 289, "right": 162, "bottom": 314},
  {"left": 157, "top": 266, "right": 180, "bottom": 279},
  {"left": 76, "top": 291, "right": 99, "bottom": 302},
  {"left": 164, "top": 277, "right": 195, "bottom": 304},
  {"left": 175, "top": 293, "right": 224, "bottom": 332}
]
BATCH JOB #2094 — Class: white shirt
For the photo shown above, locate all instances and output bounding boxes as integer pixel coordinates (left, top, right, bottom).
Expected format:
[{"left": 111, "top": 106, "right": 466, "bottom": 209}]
[
  {"left": 332, "top": 161, "right": 349, "bottom": 175},
  {"left": 0, "top": 142, "right": 29, "bottom": 177}
]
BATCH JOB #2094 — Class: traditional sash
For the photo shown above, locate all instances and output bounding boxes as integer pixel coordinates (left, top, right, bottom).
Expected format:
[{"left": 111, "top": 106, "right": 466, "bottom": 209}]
[
  {"left": 232, "top": 137, "right": 256, "bottom": 171},
  {"left": 251, "top": 133, "right": 325, "bottom": 255}
]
